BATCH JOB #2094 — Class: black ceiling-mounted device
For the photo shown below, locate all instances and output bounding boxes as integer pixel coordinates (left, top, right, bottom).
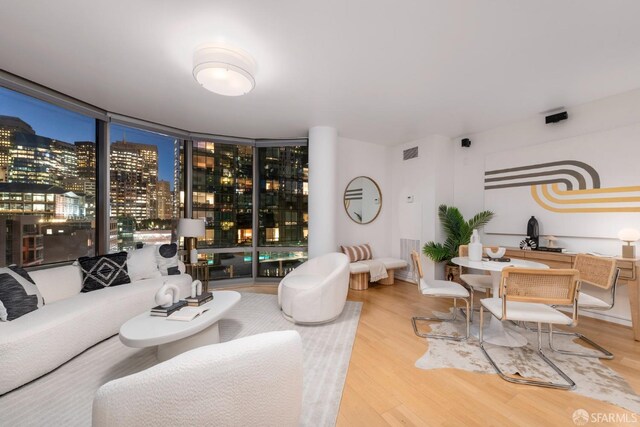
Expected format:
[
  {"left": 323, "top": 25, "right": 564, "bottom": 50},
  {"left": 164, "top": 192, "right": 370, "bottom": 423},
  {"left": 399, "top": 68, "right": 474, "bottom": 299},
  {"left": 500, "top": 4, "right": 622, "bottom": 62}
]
[
  {"left": 545, "top": 111, "right": 568, "bottom": 124},
  {"left": 461, "top": 138, "right": 471, "bottom": 148}
]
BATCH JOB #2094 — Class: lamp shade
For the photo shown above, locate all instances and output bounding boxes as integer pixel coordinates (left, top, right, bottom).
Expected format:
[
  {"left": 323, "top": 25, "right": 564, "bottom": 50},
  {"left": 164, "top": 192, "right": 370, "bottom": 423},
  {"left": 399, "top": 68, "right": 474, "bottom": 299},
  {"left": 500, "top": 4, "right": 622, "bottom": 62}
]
[
  {"left": 618, "top": 228, "right": 640, "bottom": 243},
  {"left": 177, "top": 218, "right": 206, "bottom": 238},
  {"left": 193, "top": 45, "right": 256, "bottom": 96}
]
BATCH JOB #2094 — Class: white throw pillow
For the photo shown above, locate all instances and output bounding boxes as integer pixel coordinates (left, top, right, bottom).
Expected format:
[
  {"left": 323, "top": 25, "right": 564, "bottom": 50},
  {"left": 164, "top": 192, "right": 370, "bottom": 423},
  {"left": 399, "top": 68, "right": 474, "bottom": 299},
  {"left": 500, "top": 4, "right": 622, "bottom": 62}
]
[
  {"left": 155, "top": 243, "right": 180, "bottom": 275},
  {"left": 127, "top": 246, "right": 162, "bottom": 281}
]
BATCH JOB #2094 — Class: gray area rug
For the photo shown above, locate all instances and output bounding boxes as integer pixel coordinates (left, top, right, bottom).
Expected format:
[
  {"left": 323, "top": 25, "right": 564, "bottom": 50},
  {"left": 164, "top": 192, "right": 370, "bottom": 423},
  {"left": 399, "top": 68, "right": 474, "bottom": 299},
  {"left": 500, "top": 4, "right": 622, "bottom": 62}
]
[
  {"left": 0, "top": 292, "right": 362, "bottom": 427},
  {"left": 415, "top": 309, "right": 640, "bottom": 414}
]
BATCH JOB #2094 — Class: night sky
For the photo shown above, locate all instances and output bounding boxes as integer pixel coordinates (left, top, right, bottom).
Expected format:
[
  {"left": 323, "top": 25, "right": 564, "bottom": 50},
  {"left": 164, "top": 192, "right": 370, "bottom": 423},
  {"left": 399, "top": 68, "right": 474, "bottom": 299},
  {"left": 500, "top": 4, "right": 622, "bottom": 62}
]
[{"left": 0, "top": 87, "right": 176, "bottom": 189}]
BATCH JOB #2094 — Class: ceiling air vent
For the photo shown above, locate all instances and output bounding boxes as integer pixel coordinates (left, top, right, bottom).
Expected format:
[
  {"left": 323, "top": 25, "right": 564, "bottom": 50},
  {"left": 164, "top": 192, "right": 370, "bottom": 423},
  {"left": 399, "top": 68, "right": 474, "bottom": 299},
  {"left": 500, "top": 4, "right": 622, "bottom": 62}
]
[{"left": 403, "top": 146, "right": 418, "bottom": 160}]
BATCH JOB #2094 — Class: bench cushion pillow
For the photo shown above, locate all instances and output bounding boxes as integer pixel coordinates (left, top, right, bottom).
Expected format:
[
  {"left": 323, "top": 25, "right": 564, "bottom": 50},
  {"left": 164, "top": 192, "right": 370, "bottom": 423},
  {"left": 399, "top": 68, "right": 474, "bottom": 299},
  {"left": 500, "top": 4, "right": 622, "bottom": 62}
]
[{"left": 340, "top": 244, "right": 372, "bottom": 262}]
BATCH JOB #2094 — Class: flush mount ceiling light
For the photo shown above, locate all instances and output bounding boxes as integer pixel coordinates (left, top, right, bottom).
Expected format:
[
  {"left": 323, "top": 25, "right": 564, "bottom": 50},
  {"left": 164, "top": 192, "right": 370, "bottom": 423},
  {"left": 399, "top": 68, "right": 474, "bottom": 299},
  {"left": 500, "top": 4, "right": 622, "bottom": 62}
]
[{"left": 193, "top": 45, "right": 256, "bottom": 96}]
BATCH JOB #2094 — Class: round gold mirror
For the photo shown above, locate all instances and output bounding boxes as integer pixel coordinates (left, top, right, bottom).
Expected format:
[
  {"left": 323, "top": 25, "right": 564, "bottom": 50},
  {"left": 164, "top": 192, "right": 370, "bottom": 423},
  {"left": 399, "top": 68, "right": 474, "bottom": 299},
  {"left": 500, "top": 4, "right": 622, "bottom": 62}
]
[{"left": 343, "top": 176, "right": 382, "bottom": 224}]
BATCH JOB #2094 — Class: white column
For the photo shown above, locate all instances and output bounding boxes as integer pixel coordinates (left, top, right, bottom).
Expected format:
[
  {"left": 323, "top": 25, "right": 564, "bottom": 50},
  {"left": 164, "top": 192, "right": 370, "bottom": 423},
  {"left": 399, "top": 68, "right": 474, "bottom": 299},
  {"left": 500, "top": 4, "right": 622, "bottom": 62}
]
[{"left": 308, "top": 126, "right": 338, "bottom": 258}]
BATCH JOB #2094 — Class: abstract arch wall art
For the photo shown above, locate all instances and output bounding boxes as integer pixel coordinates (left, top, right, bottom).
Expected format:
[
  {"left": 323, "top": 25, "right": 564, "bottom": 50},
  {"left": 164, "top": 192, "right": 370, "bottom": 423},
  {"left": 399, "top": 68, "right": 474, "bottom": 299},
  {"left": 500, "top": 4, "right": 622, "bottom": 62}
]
[{"left": 484, "top": 123, "right": 640, "bottom": 238}]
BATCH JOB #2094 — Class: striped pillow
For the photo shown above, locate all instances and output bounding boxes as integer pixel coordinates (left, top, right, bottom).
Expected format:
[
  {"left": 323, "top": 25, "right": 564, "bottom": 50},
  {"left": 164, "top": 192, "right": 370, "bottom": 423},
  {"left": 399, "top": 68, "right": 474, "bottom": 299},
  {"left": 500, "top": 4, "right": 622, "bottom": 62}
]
[{"left": 340, "top": 244, "right": 373, "bottom": 263}]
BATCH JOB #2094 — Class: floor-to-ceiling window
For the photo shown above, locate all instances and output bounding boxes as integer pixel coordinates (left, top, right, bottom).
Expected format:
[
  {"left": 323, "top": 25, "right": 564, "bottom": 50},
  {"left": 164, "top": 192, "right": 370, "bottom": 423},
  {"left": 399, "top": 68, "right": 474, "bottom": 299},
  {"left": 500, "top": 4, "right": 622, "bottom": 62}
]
[
  {"left": 191, "top": 140, "right": 253, "bottom": 280},
  {"left": 1, "top": 74, "right": 308, "bottom": 281},
  {"left": 0, "top": 86, "right": 97, "bottom": 266},
  {"left": 257, "top": 144, "right": 308, "bottom": 278},
  {"left": 108, "top": 124, "right": 182, "bottom": 252}
]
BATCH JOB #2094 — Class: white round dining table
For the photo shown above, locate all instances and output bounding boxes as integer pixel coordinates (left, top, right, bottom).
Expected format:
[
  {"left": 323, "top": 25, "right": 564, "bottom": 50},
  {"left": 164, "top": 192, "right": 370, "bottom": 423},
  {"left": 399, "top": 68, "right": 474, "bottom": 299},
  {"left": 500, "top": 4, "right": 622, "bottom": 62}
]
[{"left": 450, "top": 256, "right": 549, "bottom": 347}]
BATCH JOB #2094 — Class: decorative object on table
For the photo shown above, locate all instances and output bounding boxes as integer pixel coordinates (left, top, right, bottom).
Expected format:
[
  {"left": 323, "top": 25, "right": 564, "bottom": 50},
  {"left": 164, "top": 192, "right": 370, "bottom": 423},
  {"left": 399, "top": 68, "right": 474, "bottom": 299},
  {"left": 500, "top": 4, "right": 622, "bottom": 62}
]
[
  {"left": 343, "top": 176, "right": 382, "bottom": 225},
  {"left": 422, "top": 205, "right": 495, "bottom": 270},
  {"left": 485, "top": 247, "right": 506, "bottom": 259},
  {"left": 519, "top": 237, "right": 537, "bottom": 250},
  {"left": 77, "top": 252, "right": 131, "bottom": 293},
  {"left": 184, "top": 291, "right": 213, "bottom": 307},
  {"left": 155, "top": 243, "right": 180, "bottom": 275},
  {"left": 485, "top": 257, "right": 511, "bottom": 263},
  {"left": 191, "top": 280, "right": 203, "bottom": 298},
  {"left": 154, "top": 282, "right": 180, "bottom": 308},
  {"left": 177, "top": 218, "right": 206, "bottom": 264},
  {"left": 0, "top": 266, "right": 44, "bottom": 321},
  {"left": 468, "top": 229, "right": 483, "bottom": 261},
  {"left": 185, "top": 262, "right": 210, "bottom": 293},
  {"left": 526, "top": 216, "right": 539, "bottom": 248},
  {"left": 618, "top": 228, "right": 640, "bottom": 259},
  {"left": 167, "top": 306, "right": 211, "bottom": 322},
  {"left": 545, "top": 235, "right": 558, "bottom": 248},
  {"left": 150, "top": 300, "right": 187, "bottom": 317}
]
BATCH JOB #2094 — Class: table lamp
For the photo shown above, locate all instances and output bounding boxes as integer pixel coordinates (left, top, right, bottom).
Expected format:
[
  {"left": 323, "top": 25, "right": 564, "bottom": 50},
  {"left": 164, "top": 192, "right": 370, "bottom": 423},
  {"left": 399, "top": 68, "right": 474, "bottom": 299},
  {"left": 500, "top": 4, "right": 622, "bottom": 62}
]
[
  {"left": 177, "top": 218, "right": 206, "bottom": 264},
  {"left": 618, "top": 228, "right": 640, "bottom": 259}
]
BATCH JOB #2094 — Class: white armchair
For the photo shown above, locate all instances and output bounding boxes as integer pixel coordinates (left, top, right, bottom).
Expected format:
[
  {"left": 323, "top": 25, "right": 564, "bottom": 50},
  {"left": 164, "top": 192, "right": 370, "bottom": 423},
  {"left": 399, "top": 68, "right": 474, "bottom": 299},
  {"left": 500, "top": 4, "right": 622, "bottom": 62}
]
[
  {"left": 92, "top": 331, "right": 303, "bottom": 427},
  {"left": 278, "top": 252, "right": 350, "bottom": 324}
]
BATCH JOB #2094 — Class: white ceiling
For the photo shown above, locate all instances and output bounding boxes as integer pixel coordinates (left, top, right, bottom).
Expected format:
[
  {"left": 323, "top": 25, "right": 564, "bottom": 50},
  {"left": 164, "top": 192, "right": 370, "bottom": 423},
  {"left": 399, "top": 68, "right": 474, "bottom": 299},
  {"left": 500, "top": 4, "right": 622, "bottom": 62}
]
[{"left": 2, "top": 0, "right": 640, "bottom": 145}]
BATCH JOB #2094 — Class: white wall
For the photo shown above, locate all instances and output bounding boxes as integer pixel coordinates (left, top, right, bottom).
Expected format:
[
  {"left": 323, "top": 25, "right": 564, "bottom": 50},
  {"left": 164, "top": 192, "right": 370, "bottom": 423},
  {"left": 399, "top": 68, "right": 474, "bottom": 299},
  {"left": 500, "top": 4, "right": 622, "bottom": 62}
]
[
  {"left": 390, "top": 135, "right": 454, "bottom": 281},
  {"left": 452, "top": 88, "right": 640, "bottom": 325},
  {"left": 336, "top": 137, "right": 391, "bottom": 257}
]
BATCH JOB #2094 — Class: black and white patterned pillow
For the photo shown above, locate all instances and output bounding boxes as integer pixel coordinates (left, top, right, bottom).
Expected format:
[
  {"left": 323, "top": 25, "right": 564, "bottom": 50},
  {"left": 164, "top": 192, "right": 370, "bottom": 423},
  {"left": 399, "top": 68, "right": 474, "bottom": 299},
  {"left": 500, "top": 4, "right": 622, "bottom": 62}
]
[
  {"left": 77, "top": 252, "right": 131, "bottom": 293},
  {"left": 156, "top": 243, "right": 180, "bottom": 275},
  {"left": 0, "top": 266, "right": 44, "bottom": 321}
]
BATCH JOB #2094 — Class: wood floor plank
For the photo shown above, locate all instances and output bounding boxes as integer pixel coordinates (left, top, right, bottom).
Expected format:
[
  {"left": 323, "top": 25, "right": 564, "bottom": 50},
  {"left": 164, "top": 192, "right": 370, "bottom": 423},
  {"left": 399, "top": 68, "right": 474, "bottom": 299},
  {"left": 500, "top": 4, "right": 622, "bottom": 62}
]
[{"left": 227, "top": 280, "right": 640, "bottom": 426}]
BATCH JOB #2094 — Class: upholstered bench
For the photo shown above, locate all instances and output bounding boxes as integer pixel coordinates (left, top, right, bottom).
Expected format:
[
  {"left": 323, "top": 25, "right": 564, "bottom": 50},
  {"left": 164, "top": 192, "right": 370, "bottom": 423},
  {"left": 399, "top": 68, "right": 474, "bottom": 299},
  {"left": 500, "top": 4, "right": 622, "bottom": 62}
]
[{"left": 349, "top": 257, "right": 408, "bottom": 290}]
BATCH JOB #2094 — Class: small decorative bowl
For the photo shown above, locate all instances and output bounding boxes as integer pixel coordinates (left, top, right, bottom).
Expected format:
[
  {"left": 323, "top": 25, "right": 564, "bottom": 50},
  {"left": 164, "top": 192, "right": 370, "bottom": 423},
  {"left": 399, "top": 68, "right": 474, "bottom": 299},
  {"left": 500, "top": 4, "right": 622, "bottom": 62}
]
[{"left": 486, "top": 247, "right": 506, "bottom": 259}]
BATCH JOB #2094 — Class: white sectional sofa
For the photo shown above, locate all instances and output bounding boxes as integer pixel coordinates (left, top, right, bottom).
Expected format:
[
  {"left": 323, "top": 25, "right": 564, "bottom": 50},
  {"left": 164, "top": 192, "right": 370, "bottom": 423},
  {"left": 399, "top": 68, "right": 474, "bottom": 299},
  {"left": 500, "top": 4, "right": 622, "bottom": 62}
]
[{"left": 0, "top": 263, "right": 192, "bottom": 396}]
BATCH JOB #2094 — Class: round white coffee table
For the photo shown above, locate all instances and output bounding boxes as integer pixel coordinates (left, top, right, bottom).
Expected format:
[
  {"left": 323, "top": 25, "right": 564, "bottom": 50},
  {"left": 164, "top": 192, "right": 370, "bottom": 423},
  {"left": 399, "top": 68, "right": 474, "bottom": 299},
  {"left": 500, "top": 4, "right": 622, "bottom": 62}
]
[
  {"left": 120, "top": 290, "right": 241, "bottom": 361},
  {"left": 451, "top": 256, "right": 549, "bottom": 347}
]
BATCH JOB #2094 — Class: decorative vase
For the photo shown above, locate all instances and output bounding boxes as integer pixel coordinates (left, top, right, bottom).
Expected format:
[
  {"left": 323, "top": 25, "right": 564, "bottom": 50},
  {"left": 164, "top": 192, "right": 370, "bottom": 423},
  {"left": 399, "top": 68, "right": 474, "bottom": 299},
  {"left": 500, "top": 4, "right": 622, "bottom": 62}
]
[
  {"left": 155, "top": 282, "right": 180, "bottom": 308},
  {"left": 527, "top": 216, "right": 539, "bottom": 248},
  {"left": 468, "top": 229, "right": 483, "bottom": 261}
]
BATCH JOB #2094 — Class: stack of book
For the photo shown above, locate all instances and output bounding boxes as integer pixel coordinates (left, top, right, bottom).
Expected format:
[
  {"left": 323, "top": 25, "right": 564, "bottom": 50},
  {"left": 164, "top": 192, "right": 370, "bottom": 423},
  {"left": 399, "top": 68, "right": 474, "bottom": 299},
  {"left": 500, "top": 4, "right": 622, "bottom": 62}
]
[
  {"left": 184, "top": 292, "right": 213, "bottom": 307},
  {"left": 150, "top": 300, "right": 187, "bottom": 317}
]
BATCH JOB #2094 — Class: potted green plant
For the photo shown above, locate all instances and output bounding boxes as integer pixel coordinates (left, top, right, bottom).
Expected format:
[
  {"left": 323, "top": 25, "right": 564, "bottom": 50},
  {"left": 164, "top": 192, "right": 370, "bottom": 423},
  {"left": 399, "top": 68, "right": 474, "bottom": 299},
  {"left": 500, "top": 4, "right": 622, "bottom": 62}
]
[{"left": 422, "top": 204, "right": 494, "bottom": 282}]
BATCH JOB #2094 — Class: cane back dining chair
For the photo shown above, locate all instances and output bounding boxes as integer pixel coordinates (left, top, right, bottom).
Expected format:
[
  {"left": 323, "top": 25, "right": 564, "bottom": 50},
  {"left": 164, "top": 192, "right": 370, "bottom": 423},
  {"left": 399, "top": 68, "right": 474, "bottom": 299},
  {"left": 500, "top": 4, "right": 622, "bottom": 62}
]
[
  {"left": 411, "top": 251, "right": 470, "bottom": 341},
  {"left": 457, "top": 245, "right": 499, "bottom": 317},
  {"left": 547, "top": 253, "right": 619, "bottom": 359},
  {"left": 479, "top": 267, "right": 581, "bottom": 390}
]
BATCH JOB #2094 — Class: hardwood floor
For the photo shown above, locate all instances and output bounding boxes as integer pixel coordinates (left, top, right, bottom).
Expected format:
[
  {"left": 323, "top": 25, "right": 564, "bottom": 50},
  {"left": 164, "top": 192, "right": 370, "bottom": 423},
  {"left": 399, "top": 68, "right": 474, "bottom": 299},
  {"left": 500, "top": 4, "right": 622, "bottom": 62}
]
[{"left": 228, "top": 281, "right": 640, "bottom": 426}]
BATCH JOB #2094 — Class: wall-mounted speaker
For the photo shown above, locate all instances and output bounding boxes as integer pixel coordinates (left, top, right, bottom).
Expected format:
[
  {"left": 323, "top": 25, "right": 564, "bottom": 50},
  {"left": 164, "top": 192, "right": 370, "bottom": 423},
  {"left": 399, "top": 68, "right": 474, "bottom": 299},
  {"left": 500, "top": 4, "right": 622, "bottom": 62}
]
[
  {"left": 545, "top": 111, "right": 568, "bottom": 124},
  {"left": 461, "top": 138, "right": 471, "bottom": 148}
]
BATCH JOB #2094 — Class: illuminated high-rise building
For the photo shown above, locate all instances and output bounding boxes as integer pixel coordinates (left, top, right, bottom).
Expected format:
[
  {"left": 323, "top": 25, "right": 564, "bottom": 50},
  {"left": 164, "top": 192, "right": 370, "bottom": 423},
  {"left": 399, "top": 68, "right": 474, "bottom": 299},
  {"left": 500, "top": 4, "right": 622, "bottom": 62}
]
[
  {"left": 157, "top": 180, "right": 173, "bottom": 220},
  {"left": 110, "top": 140, "right": 159, "bottom": 221},
  {"left": 0, "top": 115, "right": 35, "bottom": 182},
  {"left": 76, "top": 141, "right": 96, "bottom": 180}
]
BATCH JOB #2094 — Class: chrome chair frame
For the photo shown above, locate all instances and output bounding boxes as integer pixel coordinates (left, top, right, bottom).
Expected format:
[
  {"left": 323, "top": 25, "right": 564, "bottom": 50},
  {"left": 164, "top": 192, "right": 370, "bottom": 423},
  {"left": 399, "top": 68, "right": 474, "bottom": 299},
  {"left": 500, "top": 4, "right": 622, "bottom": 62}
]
[
  {"left": 411, "top": 251, "right": 470, "bottom": 341},
  {"left": 546, "top": 269, "right": 618, "bottom": 359},
  {"left": 525, "top": 256, "right": 619, "bottom": 360},
  {"left": 479, "top": 268, "right": 580, "bottom": 390}
]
